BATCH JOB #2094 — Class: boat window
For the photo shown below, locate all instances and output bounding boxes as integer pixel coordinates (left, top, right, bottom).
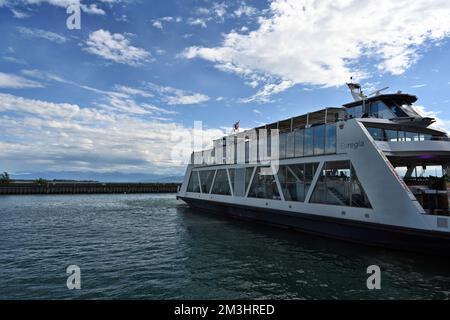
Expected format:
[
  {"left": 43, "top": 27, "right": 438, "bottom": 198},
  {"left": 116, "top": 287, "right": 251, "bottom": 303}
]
[
  {"left": 229, "top": 167, "right": 254, "bottom": 197},
  {"left": 277, "top": 166, "right": 299, "bottom": 201},
  {"left": 277, "top": 163, "right": 319, "bottom": 202},
  {"left": 313, "top": 125, "right": 326, "bottom": 155},
  {"left": 248, "top": 167, "right": 281, "bottom": 200},
  {"left": 350, "top": 164, "right": 372, "bottom": 208},
  {"left": 405, "top": 131, "right": 419, "bottom": 142},
  {"left": 279, "top": 133, "right": 287, "bottom": 159},
  {"left": 294, "top": 129, "right": 304, "bottom": 157},
  {"left": 365, "top": 126, "right": 435, "bottom": 143},
  {"left": 371, "top": 101, "right": 394, "bottom": 119},
  {"left": 187, "top": 171, "right": 201, "bottom": 193},
  {"left": 367, "top": 127, "right": 384, "bottom": 141},
  {"left": 399, "top": 104, "right": 421, "bottom": 117},
  {"left": 390, "top": 104, "right": 409, "bottom": 118},
  {"left": 385, "top": 129, "right": 398, "bottom": 142},
  {"left": 199, "top": 170, "right": 215, "bottom": 194},
  {"left": 211, "top": 169, "right": 231, "bottom": 196},
  {"left": 245, "top": 138, "right": 250, "bottom": 163},
  {"left": 347, "top": 105, "right": 363, "bottom": 118},
  {"left": 311, "top": 161, "right": 351, "bottom": 206},
  {"left": 325, "top": 124, "right": 337, "bottom": 154},
  {"left": 286, "top": 132, "right": 295, "bottom": 158},
  {"left": 311, "top": 161, "right": 372, "bottom": 208},
  {"left": 304, "top": 127, "right": 314, "bottom": 156}
]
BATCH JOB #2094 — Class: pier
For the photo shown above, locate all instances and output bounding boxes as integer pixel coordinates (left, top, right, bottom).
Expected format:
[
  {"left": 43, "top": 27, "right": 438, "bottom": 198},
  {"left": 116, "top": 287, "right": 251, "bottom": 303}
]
[{"left": 0, "top": 182, "right": 181, "bottom": 195}]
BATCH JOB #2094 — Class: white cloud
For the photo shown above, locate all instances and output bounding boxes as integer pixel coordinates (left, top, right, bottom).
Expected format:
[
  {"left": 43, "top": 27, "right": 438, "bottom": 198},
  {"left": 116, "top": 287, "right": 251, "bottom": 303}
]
[
  {"left": 85, "top": 29, "right": 152, "bottom": 66},
  {"left": 0, "top": 93, "right": 223, "bottom": 174},
  {"left": 80, "top": 4, "right": 105, "bottom": 15},
  {"left": 3, "top": 56, "right": 27, "bottom": 65},
  {"left": 145, "top": 82, "right": 210, "bottom": 105},
  {"left": 241, "top": 80, "right": 294, "bottom": 103},
  {"left": 152, "top": 20, "right": 163, "bottom": 29},
  {"left": 234, "top": 5, "right": 257, "bottom": 17},
  {"left": 187, "top": 18, "right": 208, "bottom": 28},
  {"left": 182, "top": 0, "right": 450, "bottom": 102},
  {"left": 0, "top": 72, "right": 43, "bottom": 89},
  {"left": 152, "top": 16, "right": 182, "bottom": 29},
  {"left": 2, "top": 0, "right": 107, "bottom": 15},
  {"left": 20, "top": 69, "right": 180, "bottom": 116},
  {"left": 115, "top": 85, "right": 153, "bottom": 98},
  {"left": 190, "top": 2, "right": 228, "bottom": 26},
  {"left": 11, "top": 8, "right": 30, "bottom": 18},
  {"left": 17, "top": 26, "right": 67, "bottom": 43}
]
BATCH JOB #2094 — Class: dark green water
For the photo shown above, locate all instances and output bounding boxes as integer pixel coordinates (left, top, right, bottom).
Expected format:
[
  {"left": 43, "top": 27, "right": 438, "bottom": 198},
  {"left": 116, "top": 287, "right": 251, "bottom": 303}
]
[{"left": 0, "top": 194, "right": 449, "bottom": 299}]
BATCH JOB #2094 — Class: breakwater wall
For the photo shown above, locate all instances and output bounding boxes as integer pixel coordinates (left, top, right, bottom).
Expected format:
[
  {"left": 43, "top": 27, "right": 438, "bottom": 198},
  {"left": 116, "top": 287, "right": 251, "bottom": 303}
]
[{"left": 0, "top": 182, "right": 181, "bottom": 195}]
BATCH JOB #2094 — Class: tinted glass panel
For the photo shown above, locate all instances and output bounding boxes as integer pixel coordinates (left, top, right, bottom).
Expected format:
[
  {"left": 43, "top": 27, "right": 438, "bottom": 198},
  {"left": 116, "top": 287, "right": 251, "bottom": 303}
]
[
  {"left": 304, "top": 128, "right": 314, "bottom": 156},
  {"left": 405, "top": 131, "right": 419, "bottom": 141},
  {"left": 211, "top": 169, "right": 231, "bottom": 195},
  {"left": 348, "top": 105, "right": 363, "bottom": 118},
  {"left": 325, "top": 124, "right": 336, "bottom": 154},
  {"left": 229, "top": 167, "right": 254, "bottom": 197},
  {"left": 199, "top": 170, "right": 215, "bottom": 194},
  {"left": 313, "top": 125, "right": 325, "bottom": 155},
  {"left": 248, "top": 167, "right": 281, "bottom": 200},
  {"left": 311, "top": 161, "right": 351, "bottom": 206},
  {"left": 375, "top": 101, "right": 394, "bottom": 119},
  {"left": 187, "top": 171, "right": 201, "bottom": 193},
  {"left": 311, "top": 161, "right": 371, "bottom": 208},
  {"left": 294, "top": 130, "right": 304, "bottom": 157},
  {"left": 277, "top": 164, "right": 313, "bottom": 202},
  {"left": 279, "top": 133, "right": 287, "bottom": 159},
  {"left": 385, "top": 129, "right": 398, "bottom": 142},
  {"left": 286, "top": 132, "right": 295, "bottom": 158},
  {"left": 367, "top": 127, "right": 384, "bottom": 141},
  {"left": 351, "top": 164, "right": 372, "bottom": 208}
]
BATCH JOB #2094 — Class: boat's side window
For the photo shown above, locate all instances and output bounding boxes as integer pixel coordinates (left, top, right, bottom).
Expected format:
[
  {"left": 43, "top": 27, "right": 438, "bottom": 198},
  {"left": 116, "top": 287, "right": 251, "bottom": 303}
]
[
  {"left": 229, "top": 167, "right": 255, "bottom": 197},
  {"left": 365, "top": 124, "right": 433, "bottom": 143},
  {"left": 325, "top": 124, "right": 337, "bottom": 154},
  {"left": 211, "top": 169, "right": 232, "bottom": 196},
  {"left": 313, "top": 125, "right": 326, "bottom": 155},
  {"left": 248, "top": 167, "right": 281, "bottom": 200},
  {"left": 199, "top": 170, "right": 215, "bottom": 194},
  {"left": 310, "top": 161, "right": 372, "bottom": 208},
  {"left": 367, "top": 127, "right": 384, "bottom": 141},
  {"left": 277, "top": 165, "right": 300, "bottom": 201},
  {"left": 350, "top": 164, "right": 372, "bottom": 208},
  {"left": 311, "top": 161, "right": 351, "bottom": 206},
  {"left": 294, "top": 130, "right": 304, "bottom": 157},
  {"left": 279, "top": 133, "right": 287, "bottom": 159},
  {"left": 187, "top": 171, "right": 201, "bottom": 193},
  {"left": 286, "top": 132, "right": 295, "bottom": 158},
  {"left": 277, "top": 163, "right": 318, "bottom": 202},
  {"left": 304, "top": 127, "right": 314, "bottom": 156}
]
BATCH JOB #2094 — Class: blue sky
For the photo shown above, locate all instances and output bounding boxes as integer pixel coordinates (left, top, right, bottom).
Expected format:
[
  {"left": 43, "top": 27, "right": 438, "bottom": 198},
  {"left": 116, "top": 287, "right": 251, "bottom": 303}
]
[{"left": 1, "top": 0, "right": 450, "bottom": 177}]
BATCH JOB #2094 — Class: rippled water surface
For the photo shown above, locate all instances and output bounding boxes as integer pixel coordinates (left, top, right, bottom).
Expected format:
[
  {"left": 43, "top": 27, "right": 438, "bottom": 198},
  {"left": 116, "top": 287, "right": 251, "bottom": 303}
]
[{"left": 0, "top": 194, "right": 449, "bottom": 299}]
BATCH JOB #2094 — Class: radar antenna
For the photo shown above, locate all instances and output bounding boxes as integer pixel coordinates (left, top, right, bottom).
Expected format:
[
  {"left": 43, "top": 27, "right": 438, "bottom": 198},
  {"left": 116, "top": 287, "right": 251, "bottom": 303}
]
[{"left": 368, "top": 87, "right": 390, "bottom": 97}]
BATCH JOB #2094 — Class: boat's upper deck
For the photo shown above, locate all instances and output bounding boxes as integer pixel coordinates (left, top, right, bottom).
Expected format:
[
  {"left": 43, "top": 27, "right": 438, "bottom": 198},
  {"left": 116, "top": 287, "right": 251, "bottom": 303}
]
[{"left": 190, "top": 86, "right": 449, "bottom": 168}]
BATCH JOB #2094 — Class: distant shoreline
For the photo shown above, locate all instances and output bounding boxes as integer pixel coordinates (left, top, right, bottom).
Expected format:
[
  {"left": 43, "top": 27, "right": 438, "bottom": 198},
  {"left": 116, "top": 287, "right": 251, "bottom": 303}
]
[{"left": 0, "top": 182, "right": 181, "bottom": 195}]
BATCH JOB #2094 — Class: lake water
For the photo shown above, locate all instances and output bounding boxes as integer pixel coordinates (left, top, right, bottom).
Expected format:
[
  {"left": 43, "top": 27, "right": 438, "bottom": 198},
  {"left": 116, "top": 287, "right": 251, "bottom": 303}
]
[{"left": 0, "top": 194, "right": 449, "bottom": 299}]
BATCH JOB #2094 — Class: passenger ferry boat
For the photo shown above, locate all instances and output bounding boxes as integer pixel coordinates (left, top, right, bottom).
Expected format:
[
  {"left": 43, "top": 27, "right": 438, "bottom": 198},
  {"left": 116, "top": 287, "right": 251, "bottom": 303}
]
[{"left": 177, "top": 83, "right": 450, "bottom": 256}]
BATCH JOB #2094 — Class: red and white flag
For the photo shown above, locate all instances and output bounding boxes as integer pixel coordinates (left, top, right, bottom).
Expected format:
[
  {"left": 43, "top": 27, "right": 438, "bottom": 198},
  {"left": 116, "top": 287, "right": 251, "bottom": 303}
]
[{"left": 233, "top": 120, "right": 240, "bottom": 132}]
